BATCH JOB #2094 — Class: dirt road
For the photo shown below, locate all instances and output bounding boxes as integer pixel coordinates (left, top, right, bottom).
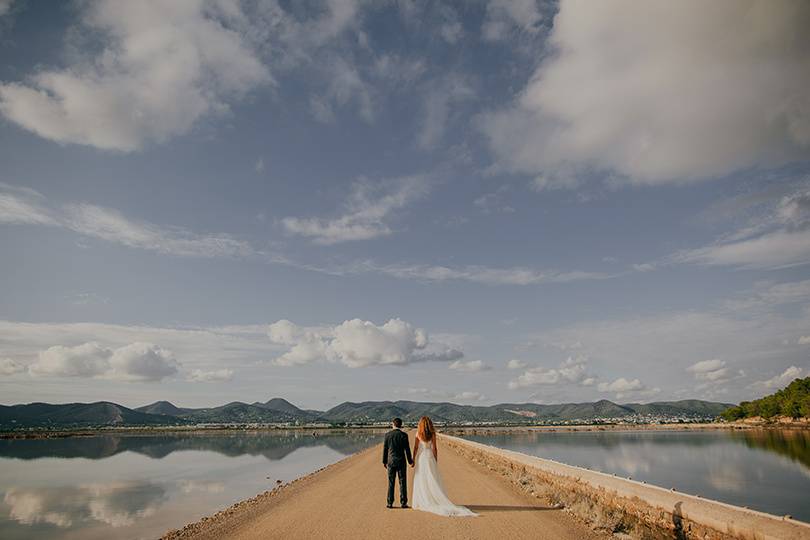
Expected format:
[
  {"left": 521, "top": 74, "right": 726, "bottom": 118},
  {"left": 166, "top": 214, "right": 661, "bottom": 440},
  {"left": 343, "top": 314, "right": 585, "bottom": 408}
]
[{"left": 164, "top": 434, "right": 607, "bottom": 540}]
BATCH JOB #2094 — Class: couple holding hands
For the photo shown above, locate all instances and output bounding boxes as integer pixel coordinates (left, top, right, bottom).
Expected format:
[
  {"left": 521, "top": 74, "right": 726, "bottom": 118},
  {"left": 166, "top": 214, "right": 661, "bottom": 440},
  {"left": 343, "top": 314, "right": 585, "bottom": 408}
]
[{"left": 382, "top": 416, "right": 475, "bottom": 517}]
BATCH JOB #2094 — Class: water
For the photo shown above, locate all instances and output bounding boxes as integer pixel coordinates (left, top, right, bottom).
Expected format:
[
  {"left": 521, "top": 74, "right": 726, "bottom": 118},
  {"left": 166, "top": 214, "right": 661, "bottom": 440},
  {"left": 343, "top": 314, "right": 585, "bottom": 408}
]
[
  {"left": 461, "top": 428, "right": 810, "bottom": 523},
  {"left": 0, "top": 430, "right": 379, "bottom": 539}
]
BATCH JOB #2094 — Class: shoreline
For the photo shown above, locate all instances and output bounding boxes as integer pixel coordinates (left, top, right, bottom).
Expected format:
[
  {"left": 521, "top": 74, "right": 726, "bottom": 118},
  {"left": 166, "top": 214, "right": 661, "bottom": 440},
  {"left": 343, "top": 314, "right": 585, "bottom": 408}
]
[{"left": 2, "top": 421, "right": 806, "bottom": 439}]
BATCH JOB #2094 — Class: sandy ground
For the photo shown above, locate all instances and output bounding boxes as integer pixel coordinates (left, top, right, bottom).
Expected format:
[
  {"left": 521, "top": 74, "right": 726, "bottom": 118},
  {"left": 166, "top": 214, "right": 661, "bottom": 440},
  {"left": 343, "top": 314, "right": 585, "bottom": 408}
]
[{"left": 163, "top": 433, "right": 608, "bottom": 540}]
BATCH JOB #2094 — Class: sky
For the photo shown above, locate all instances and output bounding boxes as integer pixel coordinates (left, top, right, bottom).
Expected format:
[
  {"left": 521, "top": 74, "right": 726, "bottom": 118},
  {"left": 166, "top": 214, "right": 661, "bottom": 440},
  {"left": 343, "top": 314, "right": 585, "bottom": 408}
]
[{"left": 0, "top": 0, "right": 809, "bottom": 410}]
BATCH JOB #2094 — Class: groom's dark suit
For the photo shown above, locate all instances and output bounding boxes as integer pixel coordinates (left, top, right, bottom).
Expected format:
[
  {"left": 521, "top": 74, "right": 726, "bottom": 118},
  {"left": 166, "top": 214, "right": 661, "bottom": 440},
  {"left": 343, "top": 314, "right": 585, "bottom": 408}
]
[{"left": 382, "top": 428, "right": 413, "bottom": 506}]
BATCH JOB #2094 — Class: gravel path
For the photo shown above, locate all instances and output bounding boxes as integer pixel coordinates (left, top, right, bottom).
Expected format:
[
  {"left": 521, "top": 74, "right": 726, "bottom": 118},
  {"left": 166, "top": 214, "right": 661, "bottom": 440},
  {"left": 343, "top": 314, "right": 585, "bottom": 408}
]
[{"left": 163, "top": 434, "right": 607, "bottom": 540}]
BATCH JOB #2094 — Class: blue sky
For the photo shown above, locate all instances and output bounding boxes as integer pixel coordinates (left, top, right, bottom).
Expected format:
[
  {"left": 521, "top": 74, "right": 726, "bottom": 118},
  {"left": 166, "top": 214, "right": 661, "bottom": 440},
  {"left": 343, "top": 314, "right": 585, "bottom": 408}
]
[{"left": 1, "top": 0, "right": 809, "bottom": 409}]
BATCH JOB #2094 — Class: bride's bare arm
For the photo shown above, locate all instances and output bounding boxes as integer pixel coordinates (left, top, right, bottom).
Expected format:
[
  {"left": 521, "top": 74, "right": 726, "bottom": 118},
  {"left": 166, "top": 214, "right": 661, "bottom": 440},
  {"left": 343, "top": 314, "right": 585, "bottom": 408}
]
[{"left": 412, "top": 437, "right": 420, "bottom": 467}]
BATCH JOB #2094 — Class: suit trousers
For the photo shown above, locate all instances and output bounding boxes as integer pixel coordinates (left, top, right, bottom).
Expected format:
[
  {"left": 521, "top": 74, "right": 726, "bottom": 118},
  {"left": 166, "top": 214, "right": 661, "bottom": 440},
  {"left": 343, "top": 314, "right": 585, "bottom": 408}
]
[{"left": 386, "top": 461, "right": 407, "bottom": 506}]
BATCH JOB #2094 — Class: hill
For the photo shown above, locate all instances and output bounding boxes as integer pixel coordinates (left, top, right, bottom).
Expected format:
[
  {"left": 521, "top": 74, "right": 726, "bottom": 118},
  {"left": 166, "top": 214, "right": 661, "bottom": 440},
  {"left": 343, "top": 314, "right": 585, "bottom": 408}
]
[
  {"left": 0, "top": 396, "right": 732, "bottom": 429},
  {"left": 0, "top": 401, "right": 183, "bottom": 428},
  {"left": 137, "top": 398, "right": 320, "bottom": 424},
  {"left": 721, "top": 376, "right": 810, "bottom": 421}
]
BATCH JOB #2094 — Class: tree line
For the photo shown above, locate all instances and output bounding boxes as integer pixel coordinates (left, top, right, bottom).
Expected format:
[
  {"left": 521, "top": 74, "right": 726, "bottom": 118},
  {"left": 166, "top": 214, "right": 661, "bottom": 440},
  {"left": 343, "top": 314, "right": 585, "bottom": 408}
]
[{"left": 721, "top": 376, "right": 810, "bottom": 421}]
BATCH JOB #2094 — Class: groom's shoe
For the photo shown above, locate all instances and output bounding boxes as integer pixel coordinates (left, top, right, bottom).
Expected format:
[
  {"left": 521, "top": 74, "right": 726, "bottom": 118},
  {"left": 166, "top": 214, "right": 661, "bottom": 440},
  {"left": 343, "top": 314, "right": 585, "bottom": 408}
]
[
  {"left": 386, "top": 504, "right": 393, "bottom": 509},
  {"left": 401, "top": 504, "right": 409, "bottom": 509}
]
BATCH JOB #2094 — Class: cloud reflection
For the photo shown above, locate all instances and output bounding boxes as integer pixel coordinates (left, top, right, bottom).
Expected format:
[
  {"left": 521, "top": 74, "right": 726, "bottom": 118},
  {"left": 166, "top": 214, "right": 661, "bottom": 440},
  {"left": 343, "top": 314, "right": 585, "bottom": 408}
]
[{"left": 3, "top": 481, "right": 166, "bottom": 529}]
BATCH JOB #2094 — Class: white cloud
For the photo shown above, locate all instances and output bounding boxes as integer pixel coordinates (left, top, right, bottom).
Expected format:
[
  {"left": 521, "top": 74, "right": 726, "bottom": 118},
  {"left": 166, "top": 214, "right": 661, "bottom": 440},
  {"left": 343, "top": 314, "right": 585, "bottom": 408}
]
[
  {"left": 255, "top": 158, "right": 265, "bottom": 173},
  {"left": 0, "top": 0, "right": 13, "bottom": 17},
  {"left": 798, "top": 336, "right": 810, "bottom": 345},
  {"left": 509, "top": 356, "right": 594, "bottom": 389},
  {"left": 448, "top": 359, "right": 489, "bottom": 372},
  {"left": 0, "top": 357, "right": 25, "bottom": 375},
  {"left": 281, "top": 174, "right": 429, "bottom": 244},
  {"left": 0, "top": 321, "right": 277, "bottom": 392},
  {"left": 677, "top": 186, "right": 810, "bottom": 269},
  {"left": 482, "top": 0, "right": 543, "bottom": 41},
  {"left": 30, "top": 342, "right": 112, "bottom": 378},
  {"left": 187, "top": 368, "right": 234, "bottom": 382},
  {"left": 107, "top": 342, "right": 178, "bottom": 382},
  {"left": 686, "top": 359, "right": 729, "bottom": 381},
  {"left": 0, "top": 0, "right": 270, "bottom": 151},
  {"left": 524, "top": 279, "right": 810, "bottom": 401},
  {"left": 597, "top": 377, "right": 659, "bottom": 399},
  {"left": 418, "top": 75, "right": 474, "bottom": 149},
  {"left": 351, "top": 261, "right": 614, "bottom": 286},
  {"left": 452, "top": 391, "right": 486, "bottom": 402},
  {"left": 506, "top": 359, "right": 527, "bottom": 370},
  {"left": 402, "top": 387, "right": 487, "bottom": 403},
  {"left": 29, "top": 341, "right": 178, "bottom": 382},
  {"left": 482, "top": 0, "right": 810, "bottom": 183},
  {"left": 0, "top": 186, "right": 256, "bottom": 259},
  {"left": 0, "top": 186, "right": 57, "bottom": 225},
  {"left": 268, "top": 318, "right": 461, "bottom": 368},
  {"left": 752, "top": 365, "right": 803, "bottom": 390}
]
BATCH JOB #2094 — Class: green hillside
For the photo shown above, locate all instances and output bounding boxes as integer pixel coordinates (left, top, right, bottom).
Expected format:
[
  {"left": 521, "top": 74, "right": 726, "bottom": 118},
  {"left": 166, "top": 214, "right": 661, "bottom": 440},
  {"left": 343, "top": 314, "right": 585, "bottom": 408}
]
[{"left": 721, "top": 376, "right": 810, "bottom": 421}]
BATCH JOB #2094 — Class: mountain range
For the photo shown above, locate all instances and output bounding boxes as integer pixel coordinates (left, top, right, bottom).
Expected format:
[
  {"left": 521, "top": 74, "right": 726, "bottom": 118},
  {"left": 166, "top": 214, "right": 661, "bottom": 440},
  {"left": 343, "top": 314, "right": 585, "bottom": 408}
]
[{"left": 0, "top": 397, "right": 732, "bottom": 429}]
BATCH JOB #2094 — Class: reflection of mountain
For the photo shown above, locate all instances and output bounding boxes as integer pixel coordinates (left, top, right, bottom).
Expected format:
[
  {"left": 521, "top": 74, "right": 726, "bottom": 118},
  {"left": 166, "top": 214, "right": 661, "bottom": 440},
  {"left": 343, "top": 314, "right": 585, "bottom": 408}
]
[
  {"left": 733, "top": 429, "right": 810, "bottom": 469},
  {"left": 3, "top": 481, "right": 166, "bottom": 529},
  {"left": 0, "top": 432, "right": 380, "bottom": 462}
]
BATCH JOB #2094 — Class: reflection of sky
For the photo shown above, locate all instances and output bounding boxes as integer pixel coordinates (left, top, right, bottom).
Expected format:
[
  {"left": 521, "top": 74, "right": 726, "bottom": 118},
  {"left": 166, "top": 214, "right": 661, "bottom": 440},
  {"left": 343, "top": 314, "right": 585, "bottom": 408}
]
[
  {"left": 0, "top": 433, "right": 378, "bottom": 540},
  {"left": 464, "top": 430, "right": 810, "bottom": 524}
]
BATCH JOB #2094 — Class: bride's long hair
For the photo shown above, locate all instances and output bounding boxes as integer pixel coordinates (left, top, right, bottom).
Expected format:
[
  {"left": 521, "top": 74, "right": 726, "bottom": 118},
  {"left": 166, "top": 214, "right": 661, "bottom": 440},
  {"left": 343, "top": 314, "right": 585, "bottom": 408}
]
[{"left": 417, "top": 416, "right": 435, "bottom": 442}]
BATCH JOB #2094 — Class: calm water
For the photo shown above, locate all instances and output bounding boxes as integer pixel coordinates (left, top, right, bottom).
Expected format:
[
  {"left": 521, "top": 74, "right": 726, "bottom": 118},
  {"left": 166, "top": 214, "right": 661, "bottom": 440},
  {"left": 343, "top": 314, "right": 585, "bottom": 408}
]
[
  {"left": 462, "top": 429, "right": 810, "bottom": 523},
  {"left": 0, "top": 431, "right": 379, "bottom": 540}
]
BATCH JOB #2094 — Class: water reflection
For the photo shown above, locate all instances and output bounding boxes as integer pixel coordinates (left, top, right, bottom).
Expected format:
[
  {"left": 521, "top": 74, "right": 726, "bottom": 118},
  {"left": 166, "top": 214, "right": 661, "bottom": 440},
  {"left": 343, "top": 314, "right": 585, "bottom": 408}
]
[
  {"left": 463, "top": 429, "right": 810, "bottom": 523},
  {"left": 0, "top": 430, "right": 379, "bottom": 461},
  {"left": 0, "top": 431, "right": 380, "bottom": 539},
  {"left": 5, "top": 482, "right": 167, "bottom": 529}
]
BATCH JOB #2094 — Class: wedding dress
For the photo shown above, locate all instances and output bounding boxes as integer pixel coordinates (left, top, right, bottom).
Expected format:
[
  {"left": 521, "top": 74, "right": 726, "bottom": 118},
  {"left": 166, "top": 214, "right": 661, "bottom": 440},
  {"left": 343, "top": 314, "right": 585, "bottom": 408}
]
[{"left": 411, "top": 437, "right": 476, "bottom": 517}]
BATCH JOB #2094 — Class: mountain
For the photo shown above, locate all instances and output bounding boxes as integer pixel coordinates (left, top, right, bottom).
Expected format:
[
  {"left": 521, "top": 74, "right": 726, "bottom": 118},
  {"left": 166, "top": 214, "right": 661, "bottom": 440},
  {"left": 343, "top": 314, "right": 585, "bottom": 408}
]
[
  {"left": 137, "top": 398, "right": 320, "bottom": 424},
  {"left": 136, "top": 400, "right": 191, "bottom": 416},
  {"left": 0, "top": 397, "right": 732, "bottom": 429},
  {"left": 0, "top": 402, "right": 183, "bottom": 428}
]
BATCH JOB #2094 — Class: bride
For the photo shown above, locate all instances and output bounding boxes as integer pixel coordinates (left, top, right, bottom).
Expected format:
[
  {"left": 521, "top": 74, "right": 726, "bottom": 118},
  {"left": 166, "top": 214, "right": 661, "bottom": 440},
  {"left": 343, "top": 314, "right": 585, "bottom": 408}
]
[{"left": 411, "top": 416, "right": 476, "bottom": 517}]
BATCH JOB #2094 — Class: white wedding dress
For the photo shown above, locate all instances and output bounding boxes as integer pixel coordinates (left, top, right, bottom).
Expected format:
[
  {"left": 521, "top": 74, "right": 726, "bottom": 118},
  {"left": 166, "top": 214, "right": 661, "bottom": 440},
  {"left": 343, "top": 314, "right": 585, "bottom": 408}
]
[{"left": 411, "top": 437, "right": 476, "bottom": 517}]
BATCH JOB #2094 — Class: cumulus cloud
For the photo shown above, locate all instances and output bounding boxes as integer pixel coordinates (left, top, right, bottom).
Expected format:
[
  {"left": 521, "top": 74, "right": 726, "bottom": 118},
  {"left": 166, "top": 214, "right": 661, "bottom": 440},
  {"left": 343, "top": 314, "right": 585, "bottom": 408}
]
[
  {"left": 482, "top": 0, "right": 810, "bottom": 184},
  {"left": 0, "top": 0, "right": 270, "bottom": 151},
  {"left": 752, "top": 365, "right": 803, "bottom": 390},
  {"left": 799, "top": 336, "right": 810, "bottom": 345},
  {"left": 448, "top": 359, "right": 490, "bottom": 372},
  {"left": 0, "top": 357, "right": 25, "bottom": 375},
  {"left": 29, "top": 342, "right": 178, "bottom": 382},
  {"left": 524, "top": 279, "right": 810, "bottom": 401},
  {"left": 281, "top": 175, "right": 429, "bottom": 244},
  {"left": 686, "top": 359, "right": 729, "bottom": 381},
  {"left": 268, "top": 318, "right": 461, "bottom": 368},
  {"left": 508, "top": 356, "right": 595, "bottom": 389},
  {"left": 506, "top": 359, "right": 527, "bottom": 370},
  {"left": 187, "top": 368, "right": 234, "bottom": 382},
  {"left": 0, "top": 0, "right": 13, "bottom": 17}
]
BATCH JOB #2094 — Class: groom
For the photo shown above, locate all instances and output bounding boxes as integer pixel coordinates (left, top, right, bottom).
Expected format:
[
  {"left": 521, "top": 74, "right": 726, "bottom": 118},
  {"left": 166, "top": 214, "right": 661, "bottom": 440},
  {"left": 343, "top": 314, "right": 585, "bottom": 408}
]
[{"left": 382, "top": 417, "right": 413, "bottom": 509}]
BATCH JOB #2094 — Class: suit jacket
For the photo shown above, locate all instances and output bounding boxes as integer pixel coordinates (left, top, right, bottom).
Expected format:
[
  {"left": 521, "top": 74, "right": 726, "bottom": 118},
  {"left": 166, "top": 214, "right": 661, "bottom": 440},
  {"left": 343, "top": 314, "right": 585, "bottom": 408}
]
[{"left": 382, "top": 428, "right": 413, "bottom": 467}]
